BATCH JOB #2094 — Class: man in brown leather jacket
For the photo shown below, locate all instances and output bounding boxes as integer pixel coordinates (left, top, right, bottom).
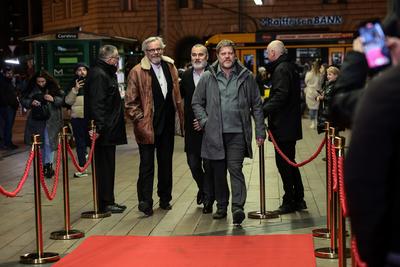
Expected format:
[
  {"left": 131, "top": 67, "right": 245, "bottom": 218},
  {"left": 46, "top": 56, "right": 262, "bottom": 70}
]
[{"left": 125, "top": 36, "right": 184, "bottom": 216}]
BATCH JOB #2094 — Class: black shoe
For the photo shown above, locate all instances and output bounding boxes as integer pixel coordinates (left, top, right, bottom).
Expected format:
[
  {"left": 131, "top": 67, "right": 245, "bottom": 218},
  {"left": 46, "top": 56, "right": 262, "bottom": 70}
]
[
  {"left": 202, "top": 204, "right": 213, "bottom": 214},
  {"left": 277, "top": 204, "right": 296, "bottom": 214},
  {"left": 105, "top": 204, "right": 125, "bottom": 214},
  {"left": 196, "top": 191, "right": 203, "bottom": 205},
  {"left": 212, "top": 209, "right": 227, "bottom": 219},
  {"left": 44, "top": 163, "right": 54, "bottom": 179},
  {"left": 294, "top": 200, "right": 307, "bottom": 211},
  {"left": 114, "top": 203, "right": 127, "bottom": 210},
  {"left": 159, "top": 202, "right": 172, "bottom": 210},
  {"left": 138, "top": 201, "right": 153, "bottom": 216},
  {"left": 232, "top": 209, "right": 245, "bottom": 225}
]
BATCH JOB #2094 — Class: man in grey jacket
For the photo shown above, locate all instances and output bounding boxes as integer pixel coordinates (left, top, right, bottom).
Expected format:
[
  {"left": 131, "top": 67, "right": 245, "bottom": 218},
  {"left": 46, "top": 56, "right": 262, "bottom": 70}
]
[{"left": 192, "top": 39, "right": 265, "bottom": 225}]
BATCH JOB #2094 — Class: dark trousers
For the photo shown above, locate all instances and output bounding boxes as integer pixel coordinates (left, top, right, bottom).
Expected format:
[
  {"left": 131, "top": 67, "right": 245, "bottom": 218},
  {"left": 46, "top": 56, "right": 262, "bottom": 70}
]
[
  {"left": 0, "top": 106, "right": 16, "bottom": 147},
  {"left": 207, "top": 133, "right": 247, "bottom": 212},
  {"left": 186, "top": 153, "right": 205, "bottom": 194},
  {"left": 71, "top": 118, "right": 88, "bottom": 167},
  {"left": 94, "top": 145, "right": 116, "bottom": 209},
  {"left": 137, "top": 130, "right": 174, "bottom": 206},
  {"left": 274, "top": 141, "right": 304, "bottom": 205}
]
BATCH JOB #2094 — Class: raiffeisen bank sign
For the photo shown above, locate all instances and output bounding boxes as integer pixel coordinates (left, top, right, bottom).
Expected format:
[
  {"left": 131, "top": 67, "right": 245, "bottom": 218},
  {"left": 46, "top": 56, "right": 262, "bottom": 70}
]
[{"left": 260, "top": 16, "right": 343, "bottom": 27}]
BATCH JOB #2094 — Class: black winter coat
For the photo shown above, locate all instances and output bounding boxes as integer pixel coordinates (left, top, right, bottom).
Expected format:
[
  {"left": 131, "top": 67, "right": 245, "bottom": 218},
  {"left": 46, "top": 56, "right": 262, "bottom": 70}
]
[
  {"left": 345, "top": 65, "right": 400, "bottom": 267},
  {"left": 330, "top": 51, "right": 368, "bottom": 129},
  {"left": 263, "top": 54, "right": 302, "bottom": 142},
  {"left": 84, "top": 60, "right": 127, "bottom": 146},
  {"left": 180, "top": 67, "right": 205, "bottom": 154}
]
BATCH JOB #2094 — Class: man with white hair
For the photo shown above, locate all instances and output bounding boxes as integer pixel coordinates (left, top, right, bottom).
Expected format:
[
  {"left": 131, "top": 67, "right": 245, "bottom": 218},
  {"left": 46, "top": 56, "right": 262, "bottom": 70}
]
[
  {"left": 180, "top": 44, "right": 212, "bottom": 213},
  {"left": 125, "top": 36, "right": 184, "bottom": 216},
  {"left": 263, "top": 40, "right": 304, "bottom": 214}
]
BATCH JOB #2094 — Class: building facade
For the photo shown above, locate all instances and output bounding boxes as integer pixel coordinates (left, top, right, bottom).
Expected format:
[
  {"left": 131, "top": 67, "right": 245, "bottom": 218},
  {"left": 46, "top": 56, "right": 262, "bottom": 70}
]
[{"left": 41, "top": 0, "right": 388, "bottom": 68}]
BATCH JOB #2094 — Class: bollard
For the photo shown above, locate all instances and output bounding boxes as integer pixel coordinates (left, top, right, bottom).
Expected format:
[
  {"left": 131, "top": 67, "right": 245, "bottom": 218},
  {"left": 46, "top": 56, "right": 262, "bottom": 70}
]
[
  {"left": 313, "top": 121, "right": 331, "bottom": 239},
  {"left": 20, "top": 135, "right": 60, "bottom": 264},
  {"left": 50, "top": 127, "right": 84, "bottom": 239},
  {"left": 248, "top": 144, "right": 279, "bottom": 219},
  {"left": 81, "top": 121, "right": 111, "bottom": 219},
  {"left": 315, "top": 127, "right": 338, "bottom": 259},
  {"left": 335, "top": 136, "right": 351, "bottom": 266}
]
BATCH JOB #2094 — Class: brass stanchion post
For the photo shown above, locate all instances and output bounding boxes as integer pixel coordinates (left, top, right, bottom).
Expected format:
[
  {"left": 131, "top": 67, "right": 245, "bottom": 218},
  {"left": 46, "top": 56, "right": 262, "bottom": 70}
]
[
  {"left": 248, "top": 144, "right": 279, "bottom": 219},
  {"left": 20, "top": 135, "right": 60, "bottom": 264},
  {"left": 313, "top": 121, "right": 331, "bottom": 238},
  {"left": 335, "top": 136, "right": 351, "bottom": 266},
  {"left": 81, "top": 121, "right": 111, "bottom": 219},
  {"left": 315, "top": 127, "right": 338, "bottom": 259},
  {"left": 50, "top": 127, "right": 85, "bottom": 239}
]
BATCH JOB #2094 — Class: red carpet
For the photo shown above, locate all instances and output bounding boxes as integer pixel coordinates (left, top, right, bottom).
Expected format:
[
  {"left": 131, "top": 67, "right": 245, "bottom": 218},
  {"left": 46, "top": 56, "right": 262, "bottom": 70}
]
[{"left": 54, "top": 234, "right": 315, "bottom": 267}]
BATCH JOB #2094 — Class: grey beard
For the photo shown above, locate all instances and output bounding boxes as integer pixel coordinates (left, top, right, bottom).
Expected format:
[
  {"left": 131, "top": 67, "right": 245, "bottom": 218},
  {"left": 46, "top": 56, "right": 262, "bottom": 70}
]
[{"left": 192, "top": 61, "right": 207, "bottom": 70}]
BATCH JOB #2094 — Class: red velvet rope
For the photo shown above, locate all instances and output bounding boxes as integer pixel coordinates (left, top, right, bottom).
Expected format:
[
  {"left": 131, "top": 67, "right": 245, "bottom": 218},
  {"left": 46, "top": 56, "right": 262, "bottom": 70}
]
[
  {"left": 337, "top": 155, "right": 349, "bottom": 217},
  {"left": 39, "top": 142, "right": 61, "bottom": 200},
  {"left": 66, "top": 133, "right": 97, "bottom": 172},
  {"left": 267, "top": 130, "right": 326, "bottom": 167},
  {"left": 0, "top": 147, "right": 35, "bottom": 197},
  {"left": 332, "top": 142, "right": 338, "bottom": 192},
  {"left": 351, "top": 237, "right": 367, "bottom": 267},
  {"left": 327, "top": 137, "right": 332, "bottom": 195}
]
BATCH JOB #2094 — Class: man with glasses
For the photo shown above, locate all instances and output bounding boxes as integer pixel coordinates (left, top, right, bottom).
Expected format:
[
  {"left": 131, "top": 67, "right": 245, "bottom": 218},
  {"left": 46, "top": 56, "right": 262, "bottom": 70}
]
[
  {"left": 85, "top": 45, "right": 127, "bottom": 214},
  {"left": 125, "top": 36, "right": 184, "bottom": 216}
]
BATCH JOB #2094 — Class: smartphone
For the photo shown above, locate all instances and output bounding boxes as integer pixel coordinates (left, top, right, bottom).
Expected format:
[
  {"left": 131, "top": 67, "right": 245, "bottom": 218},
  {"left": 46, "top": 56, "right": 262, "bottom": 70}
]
[{"left": 359, "top": 22, "right": 391, "bottom": 70}]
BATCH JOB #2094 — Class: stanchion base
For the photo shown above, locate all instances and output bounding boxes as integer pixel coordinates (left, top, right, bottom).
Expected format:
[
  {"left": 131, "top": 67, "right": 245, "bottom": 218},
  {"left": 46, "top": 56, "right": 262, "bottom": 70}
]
[
  {"left": 81, "top": 210, "right": 111, "bottom": 219},
  {"left": 314, "top": 247, "right": 338, "bottom": 259},
  {"left": 20, "top": 252, "right": 60, "bottom": 264},
  {"left": 247, "top": 210, "right": 280, "bottom": 219},
  {"left": 50, "top": 229, "right": 85, "bottom": 240},
  {"left": 312, "top": 228, "right": 330, "bottom": 238}
]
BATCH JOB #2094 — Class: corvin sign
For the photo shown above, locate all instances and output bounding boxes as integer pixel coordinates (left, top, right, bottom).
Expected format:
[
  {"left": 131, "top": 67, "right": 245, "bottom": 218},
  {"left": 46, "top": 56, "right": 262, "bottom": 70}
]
[{"left": 260, "top": 16, "right": 343, "bottom": 27}]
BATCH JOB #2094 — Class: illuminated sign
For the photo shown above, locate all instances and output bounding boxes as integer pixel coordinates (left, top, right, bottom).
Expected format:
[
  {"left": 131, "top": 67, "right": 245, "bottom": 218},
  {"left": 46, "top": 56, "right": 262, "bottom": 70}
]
[
  {"left": 56, "top": 33, "right": 78, "bottom": 39},
  {"left": 260, "top": 16, "right": 343, "bottom": 27}
]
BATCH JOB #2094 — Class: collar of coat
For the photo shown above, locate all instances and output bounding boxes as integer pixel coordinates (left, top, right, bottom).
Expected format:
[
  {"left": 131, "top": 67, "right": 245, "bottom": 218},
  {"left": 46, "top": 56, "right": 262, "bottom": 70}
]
[{"left": 140, "top": 55, "right": 175, "bottom": 70}]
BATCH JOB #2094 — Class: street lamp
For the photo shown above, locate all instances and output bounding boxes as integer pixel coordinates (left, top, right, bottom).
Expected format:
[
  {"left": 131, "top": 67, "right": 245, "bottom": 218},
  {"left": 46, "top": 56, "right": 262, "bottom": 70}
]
[{"left": 254, "top": 0, "right": 263, "bottom": 5}]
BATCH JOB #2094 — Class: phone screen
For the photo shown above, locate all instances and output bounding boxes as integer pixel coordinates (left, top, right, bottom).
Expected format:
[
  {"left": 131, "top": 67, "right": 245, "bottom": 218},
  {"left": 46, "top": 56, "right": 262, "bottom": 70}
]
[{"left": 359, "top": 22, "right": 391, "bottom": 69}]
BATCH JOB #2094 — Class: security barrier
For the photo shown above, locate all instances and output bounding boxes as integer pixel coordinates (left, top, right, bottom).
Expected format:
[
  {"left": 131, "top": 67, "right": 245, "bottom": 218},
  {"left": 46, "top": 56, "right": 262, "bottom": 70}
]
[
  {"left": 0, "top": 121, "right": 101, "bottom": 263},
  {"left": 19, "top": 135, "right": 60, "bottom": 264},
  {"left": 50, "top": 126, "right": 85, "bottom": 240},
  {"left": 80, "top": 121, "right": 112, "bottom": 219}
]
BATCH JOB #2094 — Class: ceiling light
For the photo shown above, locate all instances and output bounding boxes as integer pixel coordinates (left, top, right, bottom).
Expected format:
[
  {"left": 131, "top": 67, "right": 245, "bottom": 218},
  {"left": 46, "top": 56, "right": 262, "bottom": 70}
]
[{"left": 254, "top": 0, "right": 263, "bottom": 5}]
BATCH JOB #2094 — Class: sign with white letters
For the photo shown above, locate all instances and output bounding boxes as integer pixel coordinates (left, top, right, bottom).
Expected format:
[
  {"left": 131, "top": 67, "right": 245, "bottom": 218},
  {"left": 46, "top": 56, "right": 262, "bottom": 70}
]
[{"left": 260, "top": 16, "right": 343, "bottom": 27}]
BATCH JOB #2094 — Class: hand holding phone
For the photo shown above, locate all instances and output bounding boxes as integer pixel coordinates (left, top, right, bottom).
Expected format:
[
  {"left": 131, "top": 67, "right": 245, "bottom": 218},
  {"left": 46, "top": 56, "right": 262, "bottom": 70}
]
[{"left": 359, "top": 22, "right": 391, "bottom": 70}]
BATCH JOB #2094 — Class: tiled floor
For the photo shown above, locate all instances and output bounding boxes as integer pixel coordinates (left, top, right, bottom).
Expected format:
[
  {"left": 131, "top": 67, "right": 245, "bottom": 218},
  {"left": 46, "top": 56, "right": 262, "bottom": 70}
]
[{"left": 0, "top": 118, "right": 350, "bottom": 266}]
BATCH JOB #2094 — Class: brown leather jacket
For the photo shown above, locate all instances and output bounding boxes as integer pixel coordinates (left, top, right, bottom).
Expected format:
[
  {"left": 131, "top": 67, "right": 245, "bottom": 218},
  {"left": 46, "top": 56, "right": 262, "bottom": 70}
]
[{"left": 125, "top": 55, "right": 184, "bottom": 144}]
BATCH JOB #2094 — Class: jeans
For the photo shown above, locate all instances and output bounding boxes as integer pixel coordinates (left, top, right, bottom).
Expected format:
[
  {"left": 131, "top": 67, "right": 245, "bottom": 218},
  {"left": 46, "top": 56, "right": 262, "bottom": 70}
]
[{"left": 42, "top": 126, "right": 54, "bottom": 164}]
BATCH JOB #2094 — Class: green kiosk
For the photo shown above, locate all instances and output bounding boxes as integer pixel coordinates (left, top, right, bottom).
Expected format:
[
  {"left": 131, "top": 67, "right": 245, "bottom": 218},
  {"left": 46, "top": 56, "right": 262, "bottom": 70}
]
[{"left": 23, "top": 31, "right": 139, "bottom": 90}]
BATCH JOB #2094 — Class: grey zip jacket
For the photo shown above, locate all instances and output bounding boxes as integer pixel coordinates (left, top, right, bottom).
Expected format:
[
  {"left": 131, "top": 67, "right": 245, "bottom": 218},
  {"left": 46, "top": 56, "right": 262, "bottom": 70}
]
[{"left": 192, "top": 60, "right": 266, "bottom": 160}]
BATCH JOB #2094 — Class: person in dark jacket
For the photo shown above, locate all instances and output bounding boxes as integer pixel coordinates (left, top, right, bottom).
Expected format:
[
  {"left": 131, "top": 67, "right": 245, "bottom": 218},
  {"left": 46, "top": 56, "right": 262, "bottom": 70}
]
[
  {"left": 0, "top": 67, "right": 19, "bottom": 150},
  {"left": 192, "top": 39, "right": 265, "bottom": 225},
  {"left": 65, "top": 63, "right": 89, "bottom": 178},
  {"left": 84, "top": 45, "right": 127, "bottom": 214},
  {"left": 180, "top": 44, "right": 211, "bottom": 213},
  {"left": 262, "top": 40, "right": 305, "bottom": 214},
  {"left": 21, "top": 70, "right": 64, "bottom": 178},
  {"left": 316, "top": 65, "right": 340, "bottom": 134},
  {"left": 330, "top": 16, "right": 400, "bottom": 264}
]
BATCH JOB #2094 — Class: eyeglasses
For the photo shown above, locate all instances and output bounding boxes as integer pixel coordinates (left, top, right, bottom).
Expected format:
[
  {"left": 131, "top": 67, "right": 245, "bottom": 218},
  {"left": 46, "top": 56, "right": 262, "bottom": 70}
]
[{"left": 146, "top": 48, "right": 163, "bottom": 54}]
